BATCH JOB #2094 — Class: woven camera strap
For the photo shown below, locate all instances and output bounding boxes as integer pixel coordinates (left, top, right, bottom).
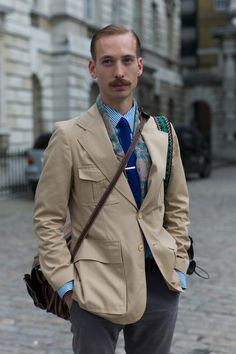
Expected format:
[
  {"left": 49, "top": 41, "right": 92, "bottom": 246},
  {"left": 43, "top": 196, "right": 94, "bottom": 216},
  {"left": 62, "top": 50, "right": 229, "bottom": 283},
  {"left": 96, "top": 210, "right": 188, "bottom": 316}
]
[
  {"left": 70, "top": 107, "right": 150, "bottom": 261},
  {"left": 153, "top": 115, "right": 209, "bottom": 279},
  {"left": 153, "top": 115, "right": 173, "bottom": 193}
]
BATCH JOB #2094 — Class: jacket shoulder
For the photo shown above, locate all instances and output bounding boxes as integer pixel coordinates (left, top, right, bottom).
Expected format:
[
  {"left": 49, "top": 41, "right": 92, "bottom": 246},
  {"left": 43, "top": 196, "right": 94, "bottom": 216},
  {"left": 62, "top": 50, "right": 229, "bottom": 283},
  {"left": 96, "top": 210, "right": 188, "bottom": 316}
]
[{"left": 54, "top": 104, "right": 99, "bottom": 133}]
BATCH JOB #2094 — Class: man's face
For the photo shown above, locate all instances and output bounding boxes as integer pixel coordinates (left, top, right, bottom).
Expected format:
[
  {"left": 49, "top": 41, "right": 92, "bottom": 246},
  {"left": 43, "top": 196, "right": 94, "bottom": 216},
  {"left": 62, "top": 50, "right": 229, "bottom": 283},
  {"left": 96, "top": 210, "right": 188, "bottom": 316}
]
[{"left": 88, "top": 33, "right": 143, "bottom": 109}]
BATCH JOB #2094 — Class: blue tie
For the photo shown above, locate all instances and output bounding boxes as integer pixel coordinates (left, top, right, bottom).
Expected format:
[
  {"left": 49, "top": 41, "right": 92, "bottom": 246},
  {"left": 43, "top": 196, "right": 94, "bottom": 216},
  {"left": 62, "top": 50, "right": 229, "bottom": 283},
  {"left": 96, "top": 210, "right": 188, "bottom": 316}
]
[
  {"left": 117, "top": 117, "right": 153, "bottom": 259},
  {"left": 117, "top": 117, "right": 141, "bottom": 209}
]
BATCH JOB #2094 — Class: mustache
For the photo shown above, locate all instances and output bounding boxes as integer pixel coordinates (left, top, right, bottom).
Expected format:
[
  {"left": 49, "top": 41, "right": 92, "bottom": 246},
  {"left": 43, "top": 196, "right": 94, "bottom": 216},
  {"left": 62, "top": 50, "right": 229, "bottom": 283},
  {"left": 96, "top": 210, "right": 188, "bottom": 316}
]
[{"left": 109, "top": 79, "right": 131, "bottom": 87}]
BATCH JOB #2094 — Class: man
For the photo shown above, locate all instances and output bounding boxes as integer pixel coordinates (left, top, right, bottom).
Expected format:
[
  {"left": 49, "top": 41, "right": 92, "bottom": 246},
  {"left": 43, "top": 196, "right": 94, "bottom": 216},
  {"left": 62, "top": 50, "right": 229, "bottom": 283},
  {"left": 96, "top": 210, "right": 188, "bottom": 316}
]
[{"left": 34, "top": 24, "right": 190, "bottom": 354}]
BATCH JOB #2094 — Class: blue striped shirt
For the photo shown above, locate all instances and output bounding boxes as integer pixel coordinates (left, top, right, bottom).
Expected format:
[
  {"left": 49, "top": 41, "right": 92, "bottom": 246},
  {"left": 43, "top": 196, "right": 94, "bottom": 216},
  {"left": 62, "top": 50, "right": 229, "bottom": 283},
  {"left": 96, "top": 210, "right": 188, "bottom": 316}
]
[{"left": 103, "top": 102, "right": 136, "bottom": 133}]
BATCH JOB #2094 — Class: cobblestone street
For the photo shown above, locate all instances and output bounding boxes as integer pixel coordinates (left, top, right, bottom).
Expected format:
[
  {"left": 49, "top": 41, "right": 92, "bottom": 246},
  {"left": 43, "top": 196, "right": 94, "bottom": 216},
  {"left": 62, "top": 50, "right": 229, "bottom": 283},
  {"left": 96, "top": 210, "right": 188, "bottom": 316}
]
[{"left": 0, "top": 164, "right": 236, "bottom": 354}]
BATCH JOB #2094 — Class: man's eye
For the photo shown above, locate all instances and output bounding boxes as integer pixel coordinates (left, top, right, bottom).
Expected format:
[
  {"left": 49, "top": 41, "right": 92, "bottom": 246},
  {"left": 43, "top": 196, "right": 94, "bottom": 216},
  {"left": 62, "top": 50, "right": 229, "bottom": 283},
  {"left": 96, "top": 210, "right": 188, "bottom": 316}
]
[
  {"left": 102, "top": 59, "right": 113, "bottom": 65},
  {"left": 123, "top": 57, "right": 134, "bottom": 65}
]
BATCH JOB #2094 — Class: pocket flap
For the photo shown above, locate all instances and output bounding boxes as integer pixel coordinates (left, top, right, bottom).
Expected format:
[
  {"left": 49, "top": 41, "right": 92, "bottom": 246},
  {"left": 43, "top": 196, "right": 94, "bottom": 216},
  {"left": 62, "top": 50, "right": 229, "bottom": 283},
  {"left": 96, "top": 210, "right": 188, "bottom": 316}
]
[
  {"left": 74, "top": 239, "right": 122, "bottom": 264},
  {"left": 157, "top": 227, "right": 177, "bottom": 251},
  {"left": 78, "top": 167, "right": 105, "bottom": 182}
]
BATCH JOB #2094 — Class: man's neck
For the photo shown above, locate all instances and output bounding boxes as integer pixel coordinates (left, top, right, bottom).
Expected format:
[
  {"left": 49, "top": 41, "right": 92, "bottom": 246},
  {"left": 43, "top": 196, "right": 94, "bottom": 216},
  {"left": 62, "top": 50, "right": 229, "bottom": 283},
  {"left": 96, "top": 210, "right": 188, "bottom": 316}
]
[{"left": 100, "top": 97, "right": 133, "bottom": 116}]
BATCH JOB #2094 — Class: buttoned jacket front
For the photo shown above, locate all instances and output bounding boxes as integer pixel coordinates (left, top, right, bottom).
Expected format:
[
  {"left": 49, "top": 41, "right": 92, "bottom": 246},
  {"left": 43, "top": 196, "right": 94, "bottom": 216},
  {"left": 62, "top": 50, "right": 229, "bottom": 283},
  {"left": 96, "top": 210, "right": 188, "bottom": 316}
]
[{"left": 34, "top": 104, "right": 190, "bottom": 325}]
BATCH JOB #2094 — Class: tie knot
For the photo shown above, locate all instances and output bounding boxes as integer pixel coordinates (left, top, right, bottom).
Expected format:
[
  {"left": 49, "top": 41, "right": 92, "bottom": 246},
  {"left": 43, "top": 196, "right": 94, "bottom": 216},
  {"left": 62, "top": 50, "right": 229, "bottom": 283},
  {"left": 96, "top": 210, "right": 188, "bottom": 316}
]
[{"left": 117, "top": 117, "right": 129, "bottom": 128}]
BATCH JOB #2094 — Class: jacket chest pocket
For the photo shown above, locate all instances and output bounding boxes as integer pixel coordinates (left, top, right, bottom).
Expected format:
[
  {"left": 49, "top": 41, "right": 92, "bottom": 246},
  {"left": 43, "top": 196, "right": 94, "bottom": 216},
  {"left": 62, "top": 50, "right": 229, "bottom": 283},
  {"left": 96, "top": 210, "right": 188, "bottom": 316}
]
[{"left": 78, "top": 166, "right": 118, "bottom": 205}]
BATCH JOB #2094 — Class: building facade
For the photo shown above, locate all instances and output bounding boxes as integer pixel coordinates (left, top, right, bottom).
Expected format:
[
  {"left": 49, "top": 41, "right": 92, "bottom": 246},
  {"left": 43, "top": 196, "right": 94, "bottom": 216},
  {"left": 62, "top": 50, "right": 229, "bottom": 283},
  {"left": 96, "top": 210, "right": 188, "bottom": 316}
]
[
  {"left": 0, "top": 0, "right": 183, "bottom": 151},
  {"left": 198, "top": 0, "right": 228, "bottom": 68},
  {"left": 181, "top": 0, "right": 236, "bottom": 156}
]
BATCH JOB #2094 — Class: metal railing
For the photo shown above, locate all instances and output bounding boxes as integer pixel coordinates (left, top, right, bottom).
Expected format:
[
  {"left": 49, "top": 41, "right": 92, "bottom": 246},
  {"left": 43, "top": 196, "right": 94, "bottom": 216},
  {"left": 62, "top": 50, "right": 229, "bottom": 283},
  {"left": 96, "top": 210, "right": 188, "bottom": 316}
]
[{"left": 0, "top": 150, "right": 29, "bottom": 197}]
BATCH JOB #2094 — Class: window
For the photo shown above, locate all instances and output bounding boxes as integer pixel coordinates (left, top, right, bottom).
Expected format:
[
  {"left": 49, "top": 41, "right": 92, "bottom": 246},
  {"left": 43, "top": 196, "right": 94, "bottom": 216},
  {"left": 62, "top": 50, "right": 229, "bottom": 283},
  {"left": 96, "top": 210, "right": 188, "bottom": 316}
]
[
  {"left": 214, "top": 0, "right": 226, "bottom": 11},
  {"left": 84, "top": 0, "right": 95, "bottom": 20},
  {"left": 133, "top": 0, "right": 142, "bottom": 35},
  {"left": 181, "top": 40, "right": 197, "bottom": 56},
  {"left": 166, "top": 1, "right": 175, "bottom": 57},
  {"left": 182, "top": 14, "right": 196, "bottom": 27},
  {"left": 151, "top": 2, "right": 158, "bottom": 46},
  {"left": 168, "top": 98, "right": 174, "bottom": 121},
  {"left": 167, "top": 11, "right": 173, "bottom": 57},
  {"left": 112, "top": 0, "right": 121, "bottom": 23},
  {"left": 31, "top": 13, "right": 40, "bottom": 27},
  {"left": 32, "top": 75, "right": 43, "bottom": 139},
  {"left": 166, "top": 0, "right": 176, "bottom": 14}
]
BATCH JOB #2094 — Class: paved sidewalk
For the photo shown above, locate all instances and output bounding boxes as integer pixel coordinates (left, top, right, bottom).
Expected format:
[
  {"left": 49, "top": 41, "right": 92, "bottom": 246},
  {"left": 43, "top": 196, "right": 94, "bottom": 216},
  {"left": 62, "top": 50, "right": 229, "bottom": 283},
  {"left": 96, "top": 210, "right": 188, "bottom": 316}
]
[{"left": 0, "top": 164, "right": 236, "bottom": 354}]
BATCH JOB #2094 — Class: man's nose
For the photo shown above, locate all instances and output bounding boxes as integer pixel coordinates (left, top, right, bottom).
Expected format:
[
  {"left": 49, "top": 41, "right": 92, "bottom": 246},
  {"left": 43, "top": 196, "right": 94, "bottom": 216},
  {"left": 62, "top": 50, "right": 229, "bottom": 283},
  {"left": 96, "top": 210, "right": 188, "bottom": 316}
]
[{"left": 114, "top": 61, "right": 124, "bottom": 78}]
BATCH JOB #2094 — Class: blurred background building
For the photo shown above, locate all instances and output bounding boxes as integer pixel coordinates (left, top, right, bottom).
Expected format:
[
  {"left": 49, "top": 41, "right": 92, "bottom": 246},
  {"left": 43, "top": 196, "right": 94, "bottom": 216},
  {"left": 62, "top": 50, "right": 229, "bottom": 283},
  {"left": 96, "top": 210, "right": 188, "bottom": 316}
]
[
  {"left": 181, "top": 0, "right": 236, "bottom": 158},
  {"left": 0, "top": 0, "right": 235, "bottom": 159},
  {"left": 0, "top": 0, "right": 182, "bottom": 151}
]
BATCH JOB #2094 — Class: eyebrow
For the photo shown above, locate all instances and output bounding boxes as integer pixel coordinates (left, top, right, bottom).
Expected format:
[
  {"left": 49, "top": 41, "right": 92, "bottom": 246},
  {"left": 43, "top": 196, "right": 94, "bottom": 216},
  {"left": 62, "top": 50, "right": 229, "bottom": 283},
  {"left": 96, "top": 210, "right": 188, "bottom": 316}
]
[
  {"left": 99, "top": 54, "right": 136, "bottom": 61},
  {"left": 99, "top": 55, "right": 113, "bottom": 61}
]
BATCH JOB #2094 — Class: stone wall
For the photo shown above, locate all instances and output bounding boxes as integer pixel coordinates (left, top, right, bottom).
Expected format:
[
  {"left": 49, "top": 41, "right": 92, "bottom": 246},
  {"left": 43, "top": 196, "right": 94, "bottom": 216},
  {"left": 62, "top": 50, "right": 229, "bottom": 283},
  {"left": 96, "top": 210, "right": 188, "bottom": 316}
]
[
  {"left": 0, "top": 0, "right": 182, "bottom": 150},
  {"left": 3, "top": 0, "right": 32, "bottom": 148}
]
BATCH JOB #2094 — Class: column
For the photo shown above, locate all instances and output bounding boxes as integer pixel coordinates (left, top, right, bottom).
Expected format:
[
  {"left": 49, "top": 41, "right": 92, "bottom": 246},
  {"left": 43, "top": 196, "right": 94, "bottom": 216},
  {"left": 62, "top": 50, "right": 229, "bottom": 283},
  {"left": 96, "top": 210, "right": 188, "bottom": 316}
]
[{"left": 0, "top": 6, "right": 12, "bottom": 151}]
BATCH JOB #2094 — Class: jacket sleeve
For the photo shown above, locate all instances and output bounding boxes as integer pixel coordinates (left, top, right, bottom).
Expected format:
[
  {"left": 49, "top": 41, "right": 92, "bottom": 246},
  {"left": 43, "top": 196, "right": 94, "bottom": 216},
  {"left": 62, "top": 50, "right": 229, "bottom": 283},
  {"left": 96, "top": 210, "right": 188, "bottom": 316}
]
[
  {"left": 33, "top": 123, "right": 74, "bottom": 291},
  {"left": 163, "top": 124, "right": 190, "bottom": 274}
]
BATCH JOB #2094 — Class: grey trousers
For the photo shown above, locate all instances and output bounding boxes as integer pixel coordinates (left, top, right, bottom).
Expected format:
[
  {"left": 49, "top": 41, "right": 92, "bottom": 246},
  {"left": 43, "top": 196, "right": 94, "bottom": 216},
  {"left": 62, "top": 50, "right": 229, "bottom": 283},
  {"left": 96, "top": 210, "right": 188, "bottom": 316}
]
[{"left": 70, "top": 260, "right": 180, "bottom": 354}]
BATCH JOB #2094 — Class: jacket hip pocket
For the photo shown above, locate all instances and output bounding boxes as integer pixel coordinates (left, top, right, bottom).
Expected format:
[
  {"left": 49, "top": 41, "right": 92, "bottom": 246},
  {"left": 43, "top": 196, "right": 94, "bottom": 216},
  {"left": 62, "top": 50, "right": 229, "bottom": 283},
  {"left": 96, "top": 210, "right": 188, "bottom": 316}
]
[{"left": 73, "top": 239, "right": 126, "bottom": 314}]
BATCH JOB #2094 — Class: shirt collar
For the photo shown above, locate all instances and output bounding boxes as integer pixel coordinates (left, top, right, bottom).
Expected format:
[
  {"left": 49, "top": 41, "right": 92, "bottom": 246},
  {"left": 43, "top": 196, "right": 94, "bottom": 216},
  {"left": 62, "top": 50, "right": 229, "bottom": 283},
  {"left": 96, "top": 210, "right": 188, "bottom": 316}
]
[{"left": 99, "top": 99, "right": 137, "bottom": 133}]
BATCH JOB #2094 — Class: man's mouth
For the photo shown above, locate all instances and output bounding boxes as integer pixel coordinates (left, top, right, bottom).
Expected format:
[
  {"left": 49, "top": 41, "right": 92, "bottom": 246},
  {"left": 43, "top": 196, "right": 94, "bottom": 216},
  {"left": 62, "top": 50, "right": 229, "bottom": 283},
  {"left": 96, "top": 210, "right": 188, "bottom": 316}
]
[{"left": 113, "top": 84, "right": 127, "bottom": 88}]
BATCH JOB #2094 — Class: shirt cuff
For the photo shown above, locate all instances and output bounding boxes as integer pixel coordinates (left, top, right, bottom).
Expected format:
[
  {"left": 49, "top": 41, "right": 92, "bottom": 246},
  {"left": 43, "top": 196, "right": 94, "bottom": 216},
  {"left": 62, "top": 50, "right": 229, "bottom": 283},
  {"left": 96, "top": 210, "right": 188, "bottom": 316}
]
[
  {"left": 57, "top": 280, "right": 74, "bottom": 299},
  {"left": 176, "top": 270, "right": 187, "bottom": 289}
]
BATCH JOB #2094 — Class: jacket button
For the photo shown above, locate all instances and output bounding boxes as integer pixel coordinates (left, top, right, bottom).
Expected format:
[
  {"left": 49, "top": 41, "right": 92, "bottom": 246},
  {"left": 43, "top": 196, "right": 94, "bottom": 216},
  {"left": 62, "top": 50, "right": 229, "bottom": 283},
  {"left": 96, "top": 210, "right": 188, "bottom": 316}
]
[
  {"left": 138, "top": 212, "right": 143, "bottom": 219},
  {"left": 138, "top": 244, "right": 144, "bottom": 252}
]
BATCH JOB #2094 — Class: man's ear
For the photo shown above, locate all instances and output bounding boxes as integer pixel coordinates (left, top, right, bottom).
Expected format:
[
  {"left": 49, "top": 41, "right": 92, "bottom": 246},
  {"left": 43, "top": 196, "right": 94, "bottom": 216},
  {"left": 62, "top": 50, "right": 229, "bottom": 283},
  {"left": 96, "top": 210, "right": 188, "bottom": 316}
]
[
  {"left": 137, "top": 57, "right": 143, "bottom": 77},
  {"left": 88, "top": 59, "right": 97, "bottom": 79}
]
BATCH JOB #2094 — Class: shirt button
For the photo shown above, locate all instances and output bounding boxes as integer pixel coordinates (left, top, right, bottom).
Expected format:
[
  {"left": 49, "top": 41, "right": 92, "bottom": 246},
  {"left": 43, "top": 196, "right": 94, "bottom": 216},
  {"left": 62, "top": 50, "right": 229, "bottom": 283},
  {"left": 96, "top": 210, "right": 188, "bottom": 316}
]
[{"left": 138, "top": 244, "right": 144, "bottom": 252}]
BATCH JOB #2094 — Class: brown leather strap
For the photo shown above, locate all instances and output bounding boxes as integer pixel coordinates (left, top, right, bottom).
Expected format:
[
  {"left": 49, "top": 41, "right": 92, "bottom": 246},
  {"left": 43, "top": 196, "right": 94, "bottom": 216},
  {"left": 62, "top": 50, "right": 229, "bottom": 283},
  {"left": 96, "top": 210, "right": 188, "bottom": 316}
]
[{"left": 70, "top": 107, "right": 150, "bottom": 261}]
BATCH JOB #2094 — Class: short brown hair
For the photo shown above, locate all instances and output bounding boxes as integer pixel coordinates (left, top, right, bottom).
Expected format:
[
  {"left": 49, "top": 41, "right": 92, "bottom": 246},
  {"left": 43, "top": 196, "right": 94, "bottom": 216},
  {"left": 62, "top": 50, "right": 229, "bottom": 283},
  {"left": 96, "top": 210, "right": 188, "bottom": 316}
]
[{"left": 90, "top": 24, "right": 142, "bottom": 60}]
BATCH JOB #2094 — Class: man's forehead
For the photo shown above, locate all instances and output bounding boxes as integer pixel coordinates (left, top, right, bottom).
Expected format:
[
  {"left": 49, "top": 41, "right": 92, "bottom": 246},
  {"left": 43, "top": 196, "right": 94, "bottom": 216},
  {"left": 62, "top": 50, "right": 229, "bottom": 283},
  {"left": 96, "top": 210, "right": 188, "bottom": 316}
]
[{"left": 95, "top": 33, "right": 137, "bottom": 57}]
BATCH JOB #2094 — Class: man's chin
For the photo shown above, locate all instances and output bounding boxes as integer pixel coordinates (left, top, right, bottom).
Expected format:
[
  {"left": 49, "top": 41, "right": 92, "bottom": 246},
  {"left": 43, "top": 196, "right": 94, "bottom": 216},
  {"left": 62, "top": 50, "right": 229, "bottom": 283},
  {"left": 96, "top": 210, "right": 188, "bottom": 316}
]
[
  {"left": 112, "top": 92, "right": 132, "bottom": 101},
  {"left": 102, "top": 92, "right": 133, "bottom": 107}
]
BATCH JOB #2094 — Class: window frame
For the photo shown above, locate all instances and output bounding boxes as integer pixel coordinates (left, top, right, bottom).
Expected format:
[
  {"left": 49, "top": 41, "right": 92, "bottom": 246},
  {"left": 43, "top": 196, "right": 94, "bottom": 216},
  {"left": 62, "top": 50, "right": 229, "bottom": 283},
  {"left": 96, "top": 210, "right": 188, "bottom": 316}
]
[
  {"left": 214, "top": 0, "right": 226, "bottom": 12},
  {"left": 84, "top": 0, "right": 96, "bottom": 21}
]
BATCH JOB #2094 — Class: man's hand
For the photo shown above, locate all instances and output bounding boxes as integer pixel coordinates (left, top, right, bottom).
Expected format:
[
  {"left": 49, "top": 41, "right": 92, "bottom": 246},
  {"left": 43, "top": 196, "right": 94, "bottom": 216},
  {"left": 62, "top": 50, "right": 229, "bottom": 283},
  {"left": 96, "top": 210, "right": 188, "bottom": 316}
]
[{"left": 63, "top": 290, "right": 73, "bottom": 309}]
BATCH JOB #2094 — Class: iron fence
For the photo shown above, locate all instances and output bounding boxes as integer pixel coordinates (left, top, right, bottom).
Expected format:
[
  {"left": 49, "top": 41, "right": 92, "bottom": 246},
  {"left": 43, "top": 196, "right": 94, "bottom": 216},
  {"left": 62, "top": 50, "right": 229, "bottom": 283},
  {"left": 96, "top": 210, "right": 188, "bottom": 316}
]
[{"left": 0, "top": 150, "right": 29, "bottom": 197}]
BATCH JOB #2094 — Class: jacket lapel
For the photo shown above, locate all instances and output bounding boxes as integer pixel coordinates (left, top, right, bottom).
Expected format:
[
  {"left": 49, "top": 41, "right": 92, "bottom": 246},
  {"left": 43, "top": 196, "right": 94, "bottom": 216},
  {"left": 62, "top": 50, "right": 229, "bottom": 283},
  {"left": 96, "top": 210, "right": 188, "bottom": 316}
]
[
  {"left": 140, "top": 116, "right": 168, "bottom": 211},
  {"left": 76, "top": 105, "right": 137, "bottom": 207}
]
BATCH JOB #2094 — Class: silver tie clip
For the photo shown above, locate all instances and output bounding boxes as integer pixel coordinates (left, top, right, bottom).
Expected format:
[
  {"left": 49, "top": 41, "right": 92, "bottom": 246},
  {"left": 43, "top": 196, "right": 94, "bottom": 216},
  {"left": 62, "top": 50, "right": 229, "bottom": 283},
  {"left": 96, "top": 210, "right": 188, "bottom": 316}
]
[{"left": 125, "top": 166, "right": 136, "bottom": 170}]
